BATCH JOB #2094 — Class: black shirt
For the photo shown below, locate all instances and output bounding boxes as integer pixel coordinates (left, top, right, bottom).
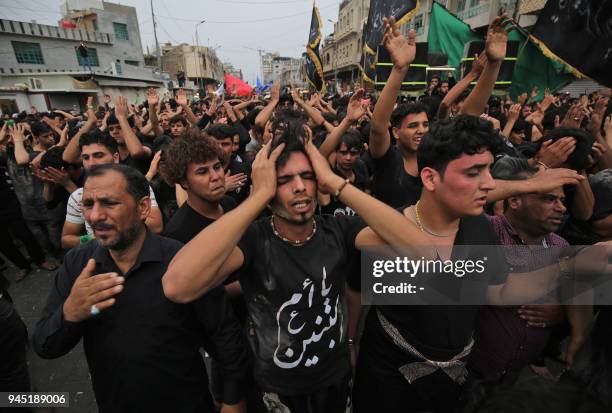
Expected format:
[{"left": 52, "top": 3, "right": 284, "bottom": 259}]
[
  {"left": 367, "top": 214, "right": 509, "bottom": 360},
  {"left": 237, "top": 214, "right": 366, "bottom": 395},
  {"left": 371, "top": 145, "right": 422, "bottom": 208},
  {"left": 320, "top": 162, "right": 369, "bottom": 217},
  {"left": 33, "top": 231, "right": 248, "bottom": 413},
  {"left": 164, "top": 197, "right": 237, "bottom": 243}
]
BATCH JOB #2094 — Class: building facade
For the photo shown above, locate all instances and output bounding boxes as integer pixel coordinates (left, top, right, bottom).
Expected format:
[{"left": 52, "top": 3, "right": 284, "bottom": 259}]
[
  {"left": 223, "top": 62, "right": 243, "bottom": 80},
  {"left": 260, "top": 53, "right": 306, "bottom": 87},
  {"left": 321, "top": 0, "right": 370, "bottom": 89},
  {"left": 161, "top": 43, "right": 224, "bottom": 90},
  {"left": 0, "top": 1, "right": 164, "bottom": 113}
]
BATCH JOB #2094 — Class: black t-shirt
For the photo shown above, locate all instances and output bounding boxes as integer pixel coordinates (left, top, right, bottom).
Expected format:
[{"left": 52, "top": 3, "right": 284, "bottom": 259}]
[
  {"left": 369, "top": 213, "right": 509, "bottom": 360},
  {"left": 163, "top": 197, "right": 237, "bottom": 243},
  {"left": 237, "top": 214, "right": 366, "bottom": 395},
  {"left": 320, "top": 161, "right": 369, "bottom": 216},
  {"left": 371, "top": 145, "right": 422, "bottom": 208},
  {"left": 151, "top": 177, "right": 179, "bottom": 224}
]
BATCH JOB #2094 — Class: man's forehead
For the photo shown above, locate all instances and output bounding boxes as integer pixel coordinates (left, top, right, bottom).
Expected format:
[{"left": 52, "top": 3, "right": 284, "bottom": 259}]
[
  {"left": 83, "top": 143, "right": 112, "bottom": 155},
  {"left": 277, "top": 152, "right": 313, "bottom": 175},
  {"left": 83, "top": 171, "right": 126, "bottom": 197}
]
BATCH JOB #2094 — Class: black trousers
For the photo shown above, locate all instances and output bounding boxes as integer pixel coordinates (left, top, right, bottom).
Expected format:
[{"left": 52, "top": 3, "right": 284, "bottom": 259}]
[
  {"left": 353, "top": 313, "right": 464, "bottom": 413},
  {"left": 0, "top": 292, "right": 31, "bottom": 392},
  {"left": 0, "top": 218, "right": 47, "bottom": 269},
  {"left": 262, "top": 375, "right": 351, "bottom": 413}
]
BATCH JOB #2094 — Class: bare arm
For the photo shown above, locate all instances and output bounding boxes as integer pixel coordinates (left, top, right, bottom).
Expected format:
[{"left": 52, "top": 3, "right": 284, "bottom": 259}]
[
  {"left": 318, "top": 89, "right": 365, "bottom": 159},
  {"left": 114, "top": 96, "right": 152, "bottom": 159},
  {"left": 146, "top": 88, "right": 164, "bottom": 136},
  {"left": 369, "top": 18, "right": 416, "bottom": 159},
  {"left": 176, "top": 88, "right": 199, "bottom": 125},
  {"left": 460, "top": 15, "right": 510, "bottom": 116},
  {"left": 438, "top": 54, "right": 486, "bottom": 120},
  {"left": 145, "top": 206, "right": 163, "bottom": 234},
  {"left": 254, "top": 82, "right": 280, "bottom": 129},
  {"left": 571, "top": 173, "right": 594, "bottom": 221},
  {"left": 61, "top": 221, "right": 85, "bottom": 249},
  {"left": 486, "top": 168, "right": 584, "bottom": 203},
  {"left": 11, "top": 124, "right": 30, "bottom": 165},
  {"left": 291, "top": 86, "right": 332, "bottom": 132},
  {"left": 63, "top": 97, "right": 98, "bottom": 163}
]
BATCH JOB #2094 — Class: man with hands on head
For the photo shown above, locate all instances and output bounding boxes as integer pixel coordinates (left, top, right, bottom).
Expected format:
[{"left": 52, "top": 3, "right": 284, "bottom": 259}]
[
  {"left": 162, "top": 117, "right": 430, "bottom": 411},
  {"left": 34, "top": 164, "right": 248, "bottom": 413}
]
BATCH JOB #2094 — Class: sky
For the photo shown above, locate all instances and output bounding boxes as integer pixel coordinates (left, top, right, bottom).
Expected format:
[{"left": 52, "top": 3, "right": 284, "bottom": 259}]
[{"left": 0, "top": 0, "right": 342, "bottom": 84}]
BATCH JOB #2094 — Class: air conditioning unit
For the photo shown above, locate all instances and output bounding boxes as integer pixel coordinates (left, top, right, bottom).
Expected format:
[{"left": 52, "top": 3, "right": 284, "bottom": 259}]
[
  {"left": 111, "top": 61, "right": 122, "bottom": 75},
  {"left": 29, "top": 78, "right": 43, "bottom": 89}
]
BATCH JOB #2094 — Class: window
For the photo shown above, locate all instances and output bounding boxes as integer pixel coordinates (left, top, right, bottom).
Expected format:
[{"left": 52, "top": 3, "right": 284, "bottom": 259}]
[
  {"left": 113, "top": 22, "right": 129, "bottom": 40},
  {"left": 470, "top": 0, "right": 480, "bottom": 7},
  {"left": 457, "top": 0, "right": 467, "bottom": 12},
  {"left": 12, "top": 41, "right": 44, "bottom": 64},
  {"left": 76, "top": 47, "right": 100, "bottom": 66},
  {"left": 92, "top": 19, "right": 98, "bottom": 31},
  {"left": 124, "top": 60, "right": 139, "bottom": 66},
  {"left": 414, "top": 14, "right": 424, "bottom": 34}
]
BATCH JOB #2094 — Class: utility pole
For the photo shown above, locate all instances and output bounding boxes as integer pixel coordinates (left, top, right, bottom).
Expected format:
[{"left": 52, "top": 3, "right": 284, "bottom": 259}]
[{"left": 150, "top": 0, "right": 162, "bottom": 70}]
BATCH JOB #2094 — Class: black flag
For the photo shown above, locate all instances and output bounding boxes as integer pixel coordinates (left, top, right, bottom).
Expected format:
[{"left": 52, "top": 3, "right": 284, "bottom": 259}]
[
  {"left": 360, "top": 0, "right": 419, "bottom": 82},
  {"left": 530, "top": 0, "right": 612, "bottom": 87},
  {"left": 305, "top": 2, "right": 326, "bottom": 93}
]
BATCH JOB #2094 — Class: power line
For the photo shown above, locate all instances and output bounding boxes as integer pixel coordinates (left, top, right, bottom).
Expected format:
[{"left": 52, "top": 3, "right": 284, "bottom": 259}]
[{"left": 155, "top": 2, "right": 336, "bottom": 24}]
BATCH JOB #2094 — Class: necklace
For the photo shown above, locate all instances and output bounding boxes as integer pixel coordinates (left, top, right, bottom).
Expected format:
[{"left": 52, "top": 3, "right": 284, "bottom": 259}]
[
  {"left": 270, "top": 216, "right": 317, "bottom": 247},
  {"left": 413, "top": 201, "right": 459, "bottom": 238}
]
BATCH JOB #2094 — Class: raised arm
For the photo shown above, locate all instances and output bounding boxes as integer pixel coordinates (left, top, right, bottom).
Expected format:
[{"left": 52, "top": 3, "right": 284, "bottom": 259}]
[
  {"left": 114, "top": 96, "right": 151, "bottom": 159},
  {"left": 254, "top": 82, "right": 280, "bottom": 129},
  {"left": 460, "top": 15, "right": 511, "bottom": 116},
  {"left": 438, "top": 53, "right": 487, "bottom": 120},
  {"left": 63, "top": 97, "right": 98, "bottom": 163},
  {"left": 163, "top": 142, "right": 286, "bottom": 303},
  {"left": 147, "top": 88, "right": 164, "bottom": 136},
  {"left": 176, "top": 88, "right": 199, "bottom": 125},
  {"left": 369, "top": 17, "right": 416, "bottom": 159},
  {"left": 10, "top": 124, "right": 31, "bottom": 165},
  {"left": 501, "top": 103, "right": 521, "bottom": 137},
  {"left": 290, "top": 84, "right": 333, "bottom": 133},
  {"left": 318, "top": 89, "right": 365, "bottom": 159}
]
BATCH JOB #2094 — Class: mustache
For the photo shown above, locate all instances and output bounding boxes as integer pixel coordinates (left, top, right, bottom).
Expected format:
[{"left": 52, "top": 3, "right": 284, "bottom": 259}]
[{"left": 91, "top": 223, "right": 115, "bottom": 231}]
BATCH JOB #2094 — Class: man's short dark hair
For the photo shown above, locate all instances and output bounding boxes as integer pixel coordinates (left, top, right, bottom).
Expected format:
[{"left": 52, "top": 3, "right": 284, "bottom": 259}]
[
  {"left": 79, "top": 132, "right": 119, "bottom": 154},
  {"left": 417, "top": 115, "right": 503, "bottom": 175},
  {"left": 30, "top": 121, "right": 52, "bottom": 137},
  {"left": 542, "top": 127, "right": 595, "bottom": 171},
  {"left": 40, "top": 146, "right": 70, "bottom": 170},
  {"left": 390, "top": 103, "right": 429, "bottom": 128},
  {"left": 205, "top": 123, "right": 238, "bottom": 141},
  {"left": 160, "top": 136, "right": 225, "bottom": 186},
  {"left": 339, "top": 130, "right": 364, "bottom": 152},
  {"left": 169, "top": 115, "right": 188, "bottom": 127},
  {"left": 270, "top": 118, "right": 309, "bottom": 170},
  {"left": 86, "top": 164, "right": 149, "bottom": 203},
  {"left": 491, "top": 156, "right": 538, "bottom": 180},
  {"left": 107, "top": 113, "right": 135, "bottom": 128}
]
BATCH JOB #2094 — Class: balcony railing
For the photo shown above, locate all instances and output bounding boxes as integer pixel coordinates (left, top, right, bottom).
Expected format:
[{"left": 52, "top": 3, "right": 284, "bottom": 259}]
[{"left": 0, "top": 19, "right": 112, "bottom": 44}]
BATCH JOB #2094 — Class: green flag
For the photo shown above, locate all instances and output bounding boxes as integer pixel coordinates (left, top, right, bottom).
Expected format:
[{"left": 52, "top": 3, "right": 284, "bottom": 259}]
[
  {"left": 508, "top": 30, "right": 575, "bottom": 100},
  {"left": 427, "top": 2, "right": 479, "bottom": 69},
  {"left": 427, "top": 2, "right": 574, "bottom": 99}
]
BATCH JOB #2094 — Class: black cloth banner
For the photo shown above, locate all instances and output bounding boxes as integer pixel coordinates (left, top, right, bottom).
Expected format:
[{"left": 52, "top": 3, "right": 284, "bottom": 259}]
[
  {"left": 530, "top": 0, "right": 612, "bottom": 87},
  {"left": 360, "top": 0, "right": 419, "bottom": 82},
  {"left": 305, "top": 3, "right": 325, "bottom": 93}
]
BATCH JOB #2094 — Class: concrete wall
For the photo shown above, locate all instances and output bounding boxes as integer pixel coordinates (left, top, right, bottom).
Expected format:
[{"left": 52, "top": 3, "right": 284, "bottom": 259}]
[{"left": 95, "top": 2, "right": 144, "bottom": 66}]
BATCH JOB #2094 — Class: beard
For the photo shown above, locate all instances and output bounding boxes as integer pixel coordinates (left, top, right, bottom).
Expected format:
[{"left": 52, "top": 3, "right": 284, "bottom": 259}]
[
  {"left": 271, "top": 199, "right": 317, "bottom": 225},
  {"left": 93, "top": 221, "right": 142, "bottom": 250}
]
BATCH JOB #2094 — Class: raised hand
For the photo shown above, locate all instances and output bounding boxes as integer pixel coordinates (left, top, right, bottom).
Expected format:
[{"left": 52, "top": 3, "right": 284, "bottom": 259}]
[
  {"left": 147, "top": 88, "right": 159, "bottom": 108},
  {"left": 530, "top": 166, "right": 584, "bottom": 191},
  {"left": 469, "top": 53, "right": 488, "bottom": 77},
  {"left": 383, "top": 16, "right": 416, "bottom": 70},
  {"left": 304, "top": 139, "right": 343, "bottom": 194},
  {"left": 270, "top": 82, "right": 280, "bottom": 102},
  {"left": 346, "top": 89, "right": 366, "bottom": 122},
  {"left": 103, "top": 94, "right": 111, "bottom": 105},
  {"left": 535, "top": 137, "right": 576, "bottom": 168},
  {"left": 114, "top": 96, "right": 129, "bottom": 119},
  {"left": 63, "top": 259, "right": 125, "bottom": 322},
  {"left": 176, "top": 88, "right": 188, "bottom": 107},
  {"left": 250, "top": 141, "right": 285, "bottom": 201},
  {"left": 9, "top": 123, "right": 27, "bottom": 143},
  {"left": 485, "top": 14, "right": 513, "bottom": 62},
  {"left": 507, "top": 103, "right": 522, "bottom": 122}
]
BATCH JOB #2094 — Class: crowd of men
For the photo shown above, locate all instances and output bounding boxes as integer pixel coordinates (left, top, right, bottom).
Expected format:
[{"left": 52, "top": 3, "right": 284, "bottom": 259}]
[{"left": 1, "top": 14, "right": 612, "bottom": 413}]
